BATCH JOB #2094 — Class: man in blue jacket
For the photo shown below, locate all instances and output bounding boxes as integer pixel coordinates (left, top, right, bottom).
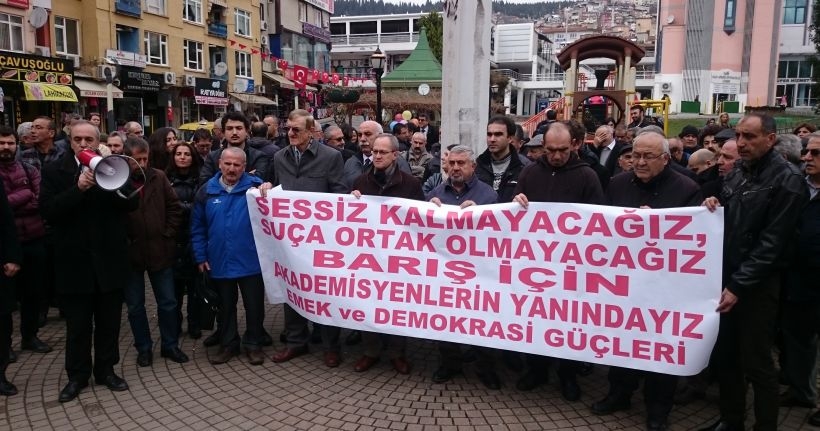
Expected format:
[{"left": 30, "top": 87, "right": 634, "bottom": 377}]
[{"left": 191, "top": 147, "right": 266, "bottom": 366}]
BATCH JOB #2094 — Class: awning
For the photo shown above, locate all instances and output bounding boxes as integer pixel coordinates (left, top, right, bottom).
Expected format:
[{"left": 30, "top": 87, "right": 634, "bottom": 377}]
[
  {"left": 209, "top": 0, "right": 227, "bottom": 7},
  {"left": 229, "top": 92, "right": 277, "bottom": 105},
  {"left": 262, "top": 72, "right": 296, "bottom": 90},
  {"left": 22, "top": 82, "right": 78, "bottom": 102},
  {"left": 305, "top": 84, "right": 318, "bottom": 92},
  {"left": 74, "top": 78, "right": 123, "bottom": 99}
]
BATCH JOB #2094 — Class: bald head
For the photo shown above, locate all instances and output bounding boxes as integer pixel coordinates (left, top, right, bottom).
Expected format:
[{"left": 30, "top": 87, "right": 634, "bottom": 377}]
[{"left": 687, "top": 148, "right": 715, "bottom": 174}]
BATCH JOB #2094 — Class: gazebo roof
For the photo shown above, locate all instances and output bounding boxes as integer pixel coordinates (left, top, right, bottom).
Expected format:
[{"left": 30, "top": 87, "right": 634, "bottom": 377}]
[
  {"left": 556, "top": 35, "right": 646, "bottom": 71},
  {"left": 381, "top": 28, "right": 442, "bottom": 88}
]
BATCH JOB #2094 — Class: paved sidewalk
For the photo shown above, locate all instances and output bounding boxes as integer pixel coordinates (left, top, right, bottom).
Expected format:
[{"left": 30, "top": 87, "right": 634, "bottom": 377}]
[{"left": 0, "top": 301, "right": 815, "bottom": 430}]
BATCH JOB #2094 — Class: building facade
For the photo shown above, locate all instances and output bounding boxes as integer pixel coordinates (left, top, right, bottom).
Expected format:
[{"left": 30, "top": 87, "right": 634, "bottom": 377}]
[
  {"left": 776, "top": 0, "right": 815, "bottom": 108},
  {"left": 1, "top": 0, "right": 332, "bottom": 134},
  {"left": 655, "top": 0, "right": 783, "bottom": 114}
]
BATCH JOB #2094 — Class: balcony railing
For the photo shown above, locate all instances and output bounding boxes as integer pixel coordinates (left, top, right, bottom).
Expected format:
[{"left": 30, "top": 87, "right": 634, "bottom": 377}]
[
  {"left": 208, "top": 23, "right": 228, "bottom": 38},
  {"left": 331, "top": 32, "right": 419, "bottom": 46},
  {"left": 115, "top": 0, "right": 141, "bottom": 17},
  {"left": 518, "top": 73, "right": 567, "bottom": 82},
  {"left": 636, "top": 70, "right": 655, "bottom": 80}
]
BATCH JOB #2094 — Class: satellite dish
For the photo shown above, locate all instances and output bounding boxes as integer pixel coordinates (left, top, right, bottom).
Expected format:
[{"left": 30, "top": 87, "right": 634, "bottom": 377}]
[
  {"left": 29, "top": 7, "right": 48, "bottom": 29},
  {"left": 666, "top": 15, "right": 676, "bottom": 24},
  {"left": 214, "top": 62, "right": 228, "bottom": 76}
]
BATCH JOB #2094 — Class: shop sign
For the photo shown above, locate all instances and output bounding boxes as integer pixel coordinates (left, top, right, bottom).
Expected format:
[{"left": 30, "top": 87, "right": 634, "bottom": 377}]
[
  {"left": 302, "top": 22, "right": 332, "bottom": 44},
  {"left": 23, "top": 82, "right": 78, "bottom": 102},
  {"left": 105, "top": 49, "right": 147, "bottom": 68},
  {"left": 0, "top": 51, "right": 73, "bottom": 84},
  {"left": 195, "top": 78, "right": 228, "bottom": 105},
  {"left": 120, "top": 69, "right": 162, "bottom": 92},
  {"left": 232, "top": 78, "right": 255, "bottom": 93},
  {"left": 0, "top": 0, "right": 30, "bottom": 9},
  {"left": 777, "top": 78, "right": 813, "bottom": 84}
]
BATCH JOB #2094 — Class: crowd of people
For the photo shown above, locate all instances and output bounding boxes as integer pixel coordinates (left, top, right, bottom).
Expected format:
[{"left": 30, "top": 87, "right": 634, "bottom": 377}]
[{"left": 0, "top": 106, "right": 817, "bottom": 431}]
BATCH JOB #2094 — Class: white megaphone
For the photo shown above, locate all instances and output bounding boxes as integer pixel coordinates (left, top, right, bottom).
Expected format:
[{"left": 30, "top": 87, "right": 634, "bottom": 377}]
[{"left": 76, "top": 149, "right": 131, "bottom": 191}]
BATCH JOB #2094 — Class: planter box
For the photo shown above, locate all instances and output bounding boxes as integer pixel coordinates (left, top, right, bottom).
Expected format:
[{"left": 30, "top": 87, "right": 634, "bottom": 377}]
[{"left": 680, "top": 101, "right": 700, "bottom": 114}]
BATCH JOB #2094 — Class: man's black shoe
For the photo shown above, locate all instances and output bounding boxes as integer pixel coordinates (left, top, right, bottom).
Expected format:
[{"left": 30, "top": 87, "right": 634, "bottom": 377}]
[
  {"left": 161, "top": 347, "right": 190, "bottom": 364},
  {"left": 808, "top": 410, "right": 820, "bottom": 427},
  {"left": 136, "top": 351, "right": 153, "bottom": 367},
  {"left": 431, "top": 367, "right": 461, "bottom": 384},
  {"left": 203, "top": 332, "right": 220, "bottom": 347},
  {"left": 0, "top": 378, "right": 17, "bottom": 396},
  {"left": 647, "top": 418, "right": 668, "bottom": 431},
  {"left": 560, "top": 376, "right": 581, "bottom": 401},
  {"left": 97, "top": 374, "right": 128, "bottom": 392},
  {"left": 476, "top": 371, "right": 501, "bottom": 390},
  {"left": 21, "top": 337, "right": 52, "bottom": 353},
  {"left": 591, "top": 394, "right": 631, "bottom": 415},
  {"left": 516, "top": 370, "right": 548, "bottom": 391},
  {"left": 698, "top": 420, "right": 744, "bottom": 431},
  {"left": 58, "top": 380, "right": 88, "bottom": 402}
]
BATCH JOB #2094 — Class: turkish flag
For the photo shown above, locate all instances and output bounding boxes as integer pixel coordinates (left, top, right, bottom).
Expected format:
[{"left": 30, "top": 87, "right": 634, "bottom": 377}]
[
  {"left": 343, "top": 76, "right": 349, "bottom": 86},
  {"left": 331, "top": 74, "right": 340, "bottom": 85},
  {"left": 292, "top": 65, "right": 309, "bottom": 89}
]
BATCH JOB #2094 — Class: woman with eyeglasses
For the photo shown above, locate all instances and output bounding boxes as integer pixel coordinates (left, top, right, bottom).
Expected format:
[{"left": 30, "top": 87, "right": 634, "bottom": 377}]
[{"left": 165, "top": 142, "right": 205, "bottom": 339}]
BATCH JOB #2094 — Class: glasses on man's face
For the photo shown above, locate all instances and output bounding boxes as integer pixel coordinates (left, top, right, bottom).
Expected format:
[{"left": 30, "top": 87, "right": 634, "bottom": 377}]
[
  {"left": 801, "top": 148, "right": 820, "bottom": 157},
  {"left": 632, "top": 152, "right": 664, "bottom": 161},
  {"left": 285, "top": 126, "right": 303, "bottom": 134},
  {"left": 371, "top": 149, "right": 394, "bottom": 156}
]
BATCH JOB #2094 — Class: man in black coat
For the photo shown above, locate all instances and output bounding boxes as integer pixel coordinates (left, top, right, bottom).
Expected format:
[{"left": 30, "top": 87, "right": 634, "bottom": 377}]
[
  {"left": 39, "top": 121, "right": 139, "bottom": 402},
  {"left": 418, "top": 112, "right": 438, "bottom": 149},
  {"left": 475, "top": 115, "right": 528, "bottom": 203},
  {"left": 593, "top": 130, "right": 701, "bottom": 431},
  {"left": 0, "top": 182, "right": 21, "bottom": 396}
]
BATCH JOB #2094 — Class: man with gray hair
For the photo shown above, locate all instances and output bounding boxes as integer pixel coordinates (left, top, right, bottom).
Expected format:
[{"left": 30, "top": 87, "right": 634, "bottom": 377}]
[
  {"left": 269, "top": 109, "right": 347, "bottom": 368},
  {"left": 191, "top": 146, "right": 267, "bottom": 366},
  {"left": 426, "top": 144, "right": 498, "bottom": 385},
  {"left": 123, "top": 121, "right": 143, "bottom": 137},
  {"left": 774, "top": 133, "right": 803, "bottom": 166},
  {"left": 324, "top": 125, "right": 355, "bottom": 161},
  {"left": 594, "top": 130, "right": 701, "bottom": 431},
  {"left": 344, "top": 120, "right": 412, "bottom": 189},
  {"left": 402, "top": 132, "right": 433, "bottom": 180}
]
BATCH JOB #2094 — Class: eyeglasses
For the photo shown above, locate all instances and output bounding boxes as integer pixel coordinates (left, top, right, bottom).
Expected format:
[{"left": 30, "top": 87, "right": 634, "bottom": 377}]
[
  {"left": 371, "top": 149, "right": 394, "bottom": 156},
  {"left": 632, "top": 152, "right": 664, "bottom": 161},
  {"left": 285, "top": 126, "right": 303, "bottom": 133},
  {"left": 801, "top": 148, "right": 820, "bottom": 157}
]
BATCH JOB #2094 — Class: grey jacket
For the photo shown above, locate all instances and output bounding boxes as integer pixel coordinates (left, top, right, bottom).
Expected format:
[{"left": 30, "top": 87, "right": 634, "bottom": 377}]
[{"left": 271, "top": 140, "right": 347, "bottom": 193}]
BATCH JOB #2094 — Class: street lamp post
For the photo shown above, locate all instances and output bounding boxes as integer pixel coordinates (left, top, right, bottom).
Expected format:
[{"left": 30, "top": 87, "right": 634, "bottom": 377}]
[{"left": 370, "top": 48, "right": 386, "bottom": 125}]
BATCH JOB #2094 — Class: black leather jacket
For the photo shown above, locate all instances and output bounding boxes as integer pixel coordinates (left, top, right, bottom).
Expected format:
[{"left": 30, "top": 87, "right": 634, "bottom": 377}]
[
  {"left": 475, "top": 147, "right": 527, "bottom": 203},
  {"left": 720, "top": 150, "right": 808, "bottom": 295}
]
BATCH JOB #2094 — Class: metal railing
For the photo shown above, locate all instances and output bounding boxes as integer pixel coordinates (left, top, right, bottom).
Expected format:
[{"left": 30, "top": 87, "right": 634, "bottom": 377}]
[{"left": 331, "top": 32, "right": 419, "bottom": 46}]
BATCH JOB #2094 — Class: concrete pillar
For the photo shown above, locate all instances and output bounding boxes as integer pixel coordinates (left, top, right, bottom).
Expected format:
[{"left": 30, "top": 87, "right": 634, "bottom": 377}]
[
  {"left": 441, "top": 0, "right": 491, "bottom": 156},
  {"left": 516, "top": 88, "right": 524, "bottom": 116}
]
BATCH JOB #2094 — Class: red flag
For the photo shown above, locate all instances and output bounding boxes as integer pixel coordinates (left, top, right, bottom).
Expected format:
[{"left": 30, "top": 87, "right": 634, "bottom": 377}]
[
  {"left": 331, "top": 74, "right": 340, "bottom": 85},
  {"left": 343, "top": 76, "right": 349, "bottom": 86},
  {"left": 321, "top": 72, "right": 330, "bottom": 82},
  {"left": 238, "top": 44, "right": 246, "bottom": 50},
  {"left": 251, "top": 49, "right": 259, "bottom": 55},
  {"left": 229, "top": 40, "right": 237, "bottom": 46},
  {"left": 292, "top": 65, "right": 308, "bottom": 89}
]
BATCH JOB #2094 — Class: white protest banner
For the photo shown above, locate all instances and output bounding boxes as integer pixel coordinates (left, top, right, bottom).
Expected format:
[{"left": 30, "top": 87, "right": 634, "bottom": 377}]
[{"left": 248, "top": 188, "right": 723, "bottom": 376}]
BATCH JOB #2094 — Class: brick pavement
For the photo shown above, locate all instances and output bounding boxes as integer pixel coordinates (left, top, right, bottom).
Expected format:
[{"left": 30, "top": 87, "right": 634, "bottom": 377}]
[{"left": 0, "top": 300, "right": 815, "bottom": 430}]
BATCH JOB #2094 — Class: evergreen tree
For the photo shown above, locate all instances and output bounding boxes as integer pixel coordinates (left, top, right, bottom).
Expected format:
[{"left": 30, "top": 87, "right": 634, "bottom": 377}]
[{"left": 418, "top": 12, "right": 443, "bottom": 64}]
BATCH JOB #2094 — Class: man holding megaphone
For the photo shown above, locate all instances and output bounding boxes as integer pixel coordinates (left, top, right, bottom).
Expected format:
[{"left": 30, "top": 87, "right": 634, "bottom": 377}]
[{"left": 39, "top": 120, "right": 139, "bottom": 403}]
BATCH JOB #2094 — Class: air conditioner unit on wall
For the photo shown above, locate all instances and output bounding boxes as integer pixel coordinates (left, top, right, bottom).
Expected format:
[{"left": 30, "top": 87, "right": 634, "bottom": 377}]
[
  {"left": 33, "top": 46, "right": 50, "bottom": 57},
  {"left": 257, "top": 85, "right": 266, "bottom": 94},
  {"left": 261, "top": 21, "right": 268, "bottom": 31},
  {"left": 184, "top": 74, "right": 197, "bottom": 86},
  {"left": 661, "top": 82, "right": 672, "bottom": 92},
  {"left": 96, "top": 65, "right": 117, "bottom": 80},
  {"left": 260, "top": 37, "right": 268, "bottom": 46},
  {"left": 164, "top": 72, "right": 177, "bottom": 85}
]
